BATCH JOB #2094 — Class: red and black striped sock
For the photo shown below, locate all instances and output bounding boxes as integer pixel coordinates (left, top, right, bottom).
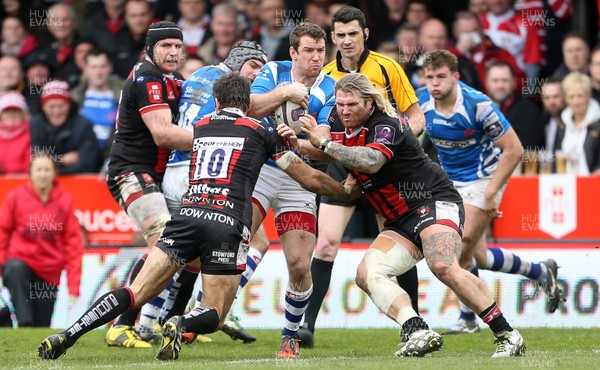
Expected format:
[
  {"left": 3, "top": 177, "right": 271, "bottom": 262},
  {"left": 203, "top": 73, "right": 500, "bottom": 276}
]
[{"left": 479, "top": 302, "right": 513, "bottom": 335}]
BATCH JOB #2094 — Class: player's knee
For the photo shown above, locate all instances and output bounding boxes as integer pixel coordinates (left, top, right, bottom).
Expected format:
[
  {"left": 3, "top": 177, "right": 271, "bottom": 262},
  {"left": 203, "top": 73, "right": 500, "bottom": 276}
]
[
  {"left": 461, "top": 233, "right": 477, "bottom": 250},
  {"left": 458, "top": 253, "right": 472, "bottom": 269},
  {"left": 315, "top": 234, "right": 341, "bottom": 260},
  {"left": 141, "top": 213, "right": 170, "bottom": 241},
  {"left": 428, "top": 261, "right": 455, "bottom": 283},
  {"left": 355, "top": 263, "right": 368, "bottom": 292},
  {"left": 251, "top": 236, "right": 270, "bottom": 254},
  {"left": 287, "top": 256, "right": 311, "bottom": 278},
  {"left": 363, "top": 249, "right": 389, "bottom": 287},
  {"left": 362, "top": 248, "right": 414, "bottom": 313}
]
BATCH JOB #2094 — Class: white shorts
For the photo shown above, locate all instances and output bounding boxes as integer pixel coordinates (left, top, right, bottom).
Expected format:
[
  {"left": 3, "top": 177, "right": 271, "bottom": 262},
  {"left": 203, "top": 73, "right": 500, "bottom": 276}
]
[
  {"left": 162, "top": 164, "right": 190, "bottom": 212},
  {"left": 252, "top": 164, "right": 317, "bottom": 219},
  {"left": 454, "top": 177, "right": 506, "bottom": 210}
]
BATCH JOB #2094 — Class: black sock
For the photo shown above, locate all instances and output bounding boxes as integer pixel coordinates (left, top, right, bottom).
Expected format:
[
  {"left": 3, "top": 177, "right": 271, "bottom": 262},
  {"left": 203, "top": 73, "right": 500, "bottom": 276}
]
[
  {"left": 180, "top": 306, "right": 220, "bottom": 334},
  {"left": 303, "top": 258, "right": 333, "bottom": 332},
  {"left": 115, "top": 256, "right": 145, "bottom": 326},
  {"left": 164, "top": 266, "right": 200, "bottom": 320},
  {"left": 64, "top": 288, "right": 133, "bottom": 348},
  {"left": 395, "top": 266, "right": 419, "bottom": 314},
  {"left": 401, "top": 316, "right": 429, "bottom": 337},
  {"left": 0, "top": 307, "right": 11, "bottom": 327},
  {"left": 479, "top": 302, "right": 512, "bottom": 335}
]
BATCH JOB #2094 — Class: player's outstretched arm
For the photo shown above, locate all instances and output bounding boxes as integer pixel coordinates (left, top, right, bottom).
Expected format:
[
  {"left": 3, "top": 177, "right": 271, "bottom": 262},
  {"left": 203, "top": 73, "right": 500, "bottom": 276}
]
[
  {"left": 276, "top": 152, "right": 362, "bottom": 200},
  {"left": 300, "top": 118, "right": 387, "bottom": 174},
  {"left": 277, "top": 120, "right": 333, "bottom": 162},
  {"left": 142, "top": 109, "right": 193, "bottom": 151},
  {"left": 322, "top": 141, "right": 387, "bottom": 174}
]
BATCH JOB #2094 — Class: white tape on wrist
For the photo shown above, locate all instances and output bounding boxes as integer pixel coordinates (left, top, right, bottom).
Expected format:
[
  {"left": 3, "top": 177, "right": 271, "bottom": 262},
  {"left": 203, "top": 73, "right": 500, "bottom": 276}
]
[
  {"left": 344, "top": 184, "right": 352, "bottom": 196},
  {"left": 275, "top": 151, "right": 298, "bottom": 171}
]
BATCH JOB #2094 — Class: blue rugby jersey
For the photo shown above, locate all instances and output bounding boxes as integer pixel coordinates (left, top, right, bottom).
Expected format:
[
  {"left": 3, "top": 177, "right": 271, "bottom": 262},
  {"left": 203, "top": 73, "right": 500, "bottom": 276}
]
[
  {"left": 250, "top": 61, "right": 336, "bottom": 166},
  {"left": 167, "top": 63, "right": 231, "bottom": 167},
  {"left": 417, "top": 81, "right": 512, "bottom": 185}
]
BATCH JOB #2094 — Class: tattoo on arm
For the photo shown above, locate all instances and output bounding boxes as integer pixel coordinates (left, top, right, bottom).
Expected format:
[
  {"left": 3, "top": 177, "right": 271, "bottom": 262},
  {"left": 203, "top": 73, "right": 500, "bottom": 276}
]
[
  {"left": 325, "top": 142, "right": 387, "bottom": 174},
  {"left": 422, "top": 231, "right": 462, "bottom": 269}
]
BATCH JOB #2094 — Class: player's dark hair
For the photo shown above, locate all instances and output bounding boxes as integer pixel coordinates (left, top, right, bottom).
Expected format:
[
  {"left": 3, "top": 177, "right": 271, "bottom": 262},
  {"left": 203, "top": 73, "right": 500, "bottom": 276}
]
[
  {"left": 422, "top": 49, "right": 458, "bottom": 73},
  {"left": 213, "top": 73, "right": 251, "bottom": 112},
  {"left": 331, "top": 6, "right": 366, "bottom": 32},
  {"left": 289, "top": 22, "right": 327, "bottom": 51}
]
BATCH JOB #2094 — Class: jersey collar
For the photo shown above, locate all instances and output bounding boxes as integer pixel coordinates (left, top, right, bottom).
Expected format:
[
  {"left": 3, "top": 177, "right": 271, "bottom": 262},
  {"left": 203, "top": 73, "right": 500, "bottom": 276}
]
[
  {"left": 220, "top": 107, "right": 245, "bottom": 117},
  {"left": 335, "top": 48, "right": 370, "bottom": 73}
]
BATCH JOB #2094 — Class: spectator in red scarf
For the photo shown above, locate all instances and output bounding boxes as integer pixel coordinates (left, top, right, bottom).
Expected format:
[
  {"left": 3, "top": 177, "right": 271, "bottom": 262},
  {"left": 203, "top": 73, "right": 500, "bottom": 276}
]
[{"left": 36, "top": 3, "right": 80, "bottom": 87}]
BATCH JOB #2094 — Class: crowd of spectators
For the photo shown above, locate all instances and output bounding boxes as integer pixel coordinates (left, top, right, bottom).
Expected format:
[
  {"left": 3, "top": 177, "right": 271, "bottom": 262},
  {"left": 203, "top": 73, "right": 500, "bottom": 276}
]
[{"left": 0, "top": 0, "right": 598, "bottom": 175}]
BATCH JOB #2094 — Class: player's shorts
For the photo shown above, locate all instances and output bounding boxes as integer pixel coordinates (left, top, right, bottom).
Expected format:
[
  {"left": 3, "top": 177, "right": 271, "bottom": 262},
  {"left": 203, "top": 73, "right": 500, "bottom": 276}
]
[
  {"left": 107, "top": 172, "right": 169, "bottom": 230},
  {"left": 319, "top": 163, "right": 357, "bottom": 207},
  {"left": 454, "top": 177, "right": 507, "bottom": 210},
  {"left": 252, "top": 164, "right": 317, "bottom": 235},
  {"left": 383, "top": 200, "right": 465, "bottom": 251},
  {"left": 162, "top": 164, "right": 190, "bottom": 212},
  {"left": 156, "top": 206, "right": 250, "bottom": 275}
]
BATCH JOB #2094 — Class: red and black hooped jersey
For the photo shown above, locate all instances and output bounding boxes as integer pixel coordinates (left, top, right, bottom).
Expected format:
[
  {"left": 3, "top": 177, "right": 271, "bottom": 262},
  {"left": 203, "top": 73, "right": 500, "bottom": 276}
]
[
  {"left": 108, "top": 59, "right": 184, "bottom": 181},
  {"left": 184, "top": 109, "right": 290, "bottom": 227},
  {"left": 329, "top": 110, "right": 462, "bottom": 224}
]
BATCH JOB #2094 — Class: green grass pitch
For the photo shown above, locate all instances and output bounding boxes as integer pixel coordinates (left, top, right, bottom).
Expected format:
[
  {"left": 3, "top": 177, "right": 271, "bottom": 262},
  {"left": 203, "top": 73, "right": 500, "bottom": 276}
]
[{"left": 2, "top": 328, "right": 598, "bottom": 369}]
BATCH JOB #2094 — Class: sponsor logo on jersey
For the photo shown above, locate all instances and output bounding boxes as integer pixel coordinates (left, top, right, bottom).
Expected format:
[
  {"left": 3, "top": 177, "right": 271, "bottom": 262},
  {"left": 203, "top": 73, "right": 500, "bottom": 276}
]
[
  {"left": 413, "top": 216, "right": 434, "bottom": 233},
  {"left": 159, "top": 237, "right": 174, "bottom": 246},
  {"left": 432, "top": 118, "right": 456, "bottom": 127},
  {"left": 192, "top": 137, "right": 244, "bottom": 150},
  {"left": 146, "top": 82, "right": 162, "bottom": 103},
  {"left": 187, "top": 183, "right": 230, "bottom": 196},
  {"left": 179, "top": 207, "right": 235, "bottom": 226},
  {"left": 417, "top": 205, "right": 430, "bottom": 216},
  {"left": 431, "top": 137, "right": 476, "bottom": 149}
]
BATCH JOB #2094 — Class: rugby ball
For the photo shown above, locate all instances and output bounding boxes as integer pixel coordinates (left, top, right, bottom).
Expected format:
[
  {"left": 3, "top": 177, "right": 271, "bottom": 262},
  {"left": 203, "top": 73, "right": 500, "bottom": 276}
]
[{"left": 270, "top": 101, "right": 306, "bottom": 134}]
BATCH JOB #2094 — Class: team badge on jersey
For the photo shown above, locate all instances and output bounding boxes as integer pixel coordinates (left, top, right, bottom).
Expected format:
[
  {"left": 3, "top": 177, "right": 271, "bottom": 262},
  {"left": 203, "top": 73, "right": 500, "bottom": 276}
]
[
  {"left": 374, "top": 125, "right": 396, "bottom": 145},
  {"left": 146, "top": 82, "right": 162, "bottom": 103},
  {"left": 417, "top": 205, "right": 430, "bottom": 216},
  {"left": 484, "top": 121, "right": 503, "bottom": 139}
]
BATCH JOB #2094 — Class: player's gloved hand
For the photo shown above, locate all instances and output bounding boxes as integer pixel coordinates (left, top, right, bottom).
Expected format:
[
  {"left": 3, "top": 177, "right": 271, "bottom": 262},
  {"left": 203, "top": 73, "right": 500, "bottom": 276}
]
[
  {"left": 299, "top": 115, "right": 323, "bottom": 148},
  {"left": 342, "top": 173, "right": 363, "bottom": 200},
  {"left": 283, "top": 82, "right": 309, "bottom": 109}
]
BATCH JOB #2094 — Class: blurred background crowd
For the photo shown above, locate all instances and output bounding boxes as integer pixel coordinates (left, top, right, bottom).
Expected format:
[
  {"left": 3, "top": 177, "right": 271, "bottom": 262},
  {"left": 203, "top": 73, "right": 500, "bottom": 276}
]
[{"left": 0, "top": 0, "right": 598, "bottom": 176}]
